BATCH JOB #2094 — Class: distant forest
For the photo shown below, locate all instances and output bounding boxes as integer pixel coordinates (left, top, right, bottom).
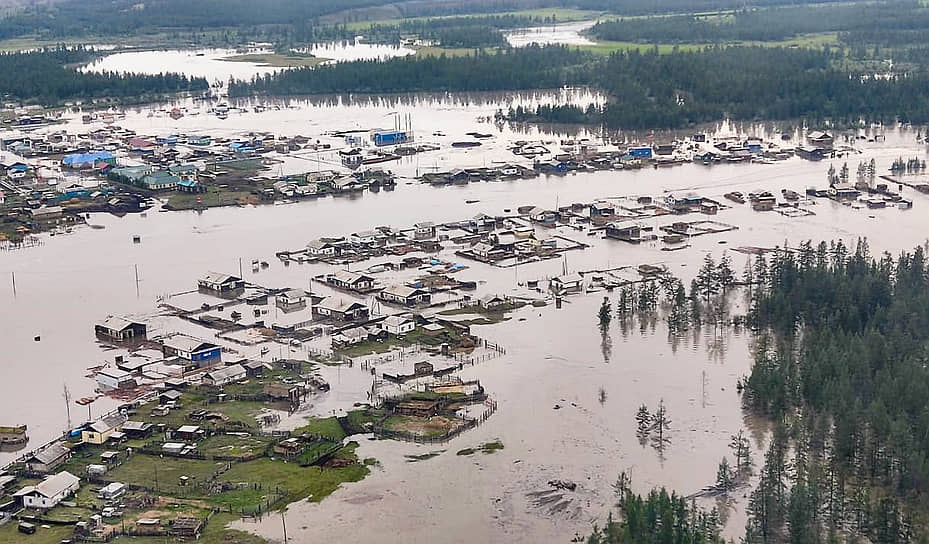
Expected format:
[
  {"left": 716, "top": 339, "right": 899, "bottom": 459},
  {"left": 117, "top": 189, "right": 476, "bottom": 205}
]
[
  {"left": 0, "top": 0, "right": 854, "bottom": 42},
  {"left": 229, "top": 45, "right": 929, "bottom": 129},
  {"left": 0, "top": 47, "right": 207, "bottom": 104}
]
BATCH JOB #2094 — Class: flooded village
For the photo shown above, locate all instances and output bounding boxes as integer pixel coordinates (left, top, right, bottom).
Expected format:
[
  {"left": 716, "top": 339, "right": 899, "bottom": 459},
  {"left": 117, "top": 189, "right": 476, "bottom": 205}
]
[{"left": 4, "top": 42, "right": 929, "bottom": 543}]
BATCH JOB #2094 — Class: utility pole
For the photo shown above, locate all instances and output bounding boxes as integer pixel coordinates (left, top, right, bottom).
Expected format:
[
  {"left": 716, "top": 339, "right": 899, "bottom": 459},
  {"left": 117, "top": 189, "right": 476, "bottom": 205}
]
[
  {"left": 62, "top": 384, "right": 72, "bottom": 430},
  {"left": 134, "top": 264, "right": 140, "bottom": 297}
]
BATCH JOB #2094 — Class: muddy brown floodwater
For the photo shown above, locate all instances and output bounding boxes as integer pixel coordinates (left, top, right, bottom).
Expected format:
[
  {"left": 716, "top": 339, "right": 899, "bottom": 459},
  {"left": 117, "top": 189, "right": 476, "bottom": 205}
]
[{"left": 2, "top": 91, "right": 929, "bottom": 542}]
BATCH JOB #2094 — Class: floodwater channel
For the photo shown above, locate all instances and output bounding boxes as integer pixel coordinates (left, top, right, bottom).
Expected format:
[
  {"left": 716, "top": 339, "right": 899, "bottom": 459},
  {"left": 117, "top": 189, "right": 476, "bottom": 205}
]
[
  {"left": 2, "top": 89, "right": 929, "bottom": 542},
  {"left": 80, "top": 41, "right": 416, "bottom": 86},
  {"left": 505, "top": 21, "right": 598, "bottom": 47}
]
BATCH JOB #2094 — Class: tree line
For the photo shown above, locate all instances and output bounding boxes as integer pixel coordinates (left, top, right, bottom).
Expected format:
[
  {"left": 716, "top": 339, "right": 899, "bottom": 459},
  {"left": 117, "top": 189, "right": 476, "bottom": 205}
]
[
  {"left": 231, "top": 43, "right": 929, "bottom": 128},
  {"left": 228, "top": 45, "right": 590, "bottom": 96},
  {"left": 0, "top": 47, "right": 208, "bottom": 104},
  {"left": 587, "top": 1, "right": 929, "bottom": 45}
]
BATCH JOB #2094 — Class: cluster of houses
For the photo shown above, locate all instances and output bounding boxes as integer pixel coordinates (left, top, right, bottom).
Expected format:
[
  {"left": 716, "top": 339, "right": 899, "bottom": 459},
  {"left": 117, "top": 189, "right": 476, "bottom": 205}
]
[
  {"left": 290, "top": 222, "right": 441, "bottom": 264},
  {"left": 270, "top": 168, "right": 395, "bottom": 199}
]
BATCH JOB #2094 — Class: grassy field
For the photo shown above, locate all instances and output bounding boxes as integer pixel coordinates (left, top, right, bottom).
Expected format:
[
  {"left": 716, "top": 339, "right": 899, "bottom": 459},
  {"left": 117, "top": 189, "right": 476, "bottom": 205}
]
[
  {"left": 218, "top": 446, "right": 368, "bottom": 505},
  {"left": 222, "top": 52, "right": 330, "bottom": 67},
  {"left": 294, "top": 416, "right": 346, "bottom": 440},
  {"left": 199, "top": 434, "right": 273, "bottom": 459},
  {"left": 107, "top": 455, "right": 225, "bottom": 495},
  {"left": 165, "top": 187, "right": 259, "bottom": 211},
  {"left": 412, "top": 45, "right": 495, "bottom": 58},
  {"left": 576, "top": 31, "right": 839, "bottom": 56},
  {"left": 0, "top": 522, "right": 74, "bottom": 543}
]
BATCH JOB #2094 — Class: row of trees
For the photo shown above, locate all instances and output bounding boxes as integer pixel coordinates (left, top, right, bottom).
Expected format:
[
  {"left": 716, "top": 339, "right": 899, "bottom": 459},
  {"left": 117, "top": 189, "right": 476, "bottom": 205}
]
[{"left": 0, "top": 47, "right": 207, "bottom": 104}]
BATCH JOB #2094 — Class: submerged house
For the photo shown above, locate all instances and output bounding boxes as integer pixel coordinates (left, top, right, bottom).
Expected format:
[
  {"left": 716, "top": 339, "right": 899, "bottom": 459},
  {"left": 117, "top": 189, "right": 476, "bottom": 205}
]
[
  {"left": 325, "top": 270, "right": 376, "bottom": 293},
  {"left": 276, "top": 289, "right": 307, "bottom": 307},
  {"left": 162, "top": 335, "right": 222, "bottom": 367},
  {"left": 807, "top": 131, "right": 834, "bottom": 147},
  {"left": 312, "top": 297, "right": 370, "bottom": 322},
  {"left": 198, "top": 272, "right": 244, "bottom": 294},
  {"left": 96, "top": 368, "right": 137, "bottom": 390},
  {"left": 605, "top": 221, "right": 642, "bottom": 242},
  {"left": 377, "top": 285, "right": 432, "bottom": 307},
  {"left": 550, "top": 273, "right": 584, "bottom": 293},
  {"left": 94, "top": 316, "right": 147, "bottom": 342}
]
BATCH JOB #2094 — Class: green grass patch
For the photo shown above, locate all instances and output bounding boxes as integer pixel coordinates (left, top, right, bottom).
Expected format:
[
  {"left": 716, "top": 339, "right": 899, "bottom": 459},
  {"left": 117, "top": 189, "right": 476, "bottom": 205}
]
[
  {"left": 165, "top": 186, "right": 258, "bottom": 210},
  {"left": 199, "top": 434, "right": 273, "bottom": 459},
  {"left": 404, "top": 450, "right": 443, "bottom": 462},
  {"left": 293, "top": 416, "right": 346, "bottom": 441},
  {"left": 0, "top": 522, "right": 74, "bottom": 544},
  {"left": 413, "top": 45, "right": 499, "bottom": 57},
  {"left": 341, "top": 408, "right": 384, "bottom": 435},
  {"left": 576, "top": 31, "right": 839, "bottom": 56},
  {"left": 457, "top": 440, "right": 504, "bottom": 456},
  {"left": 107, "top": 454, "right": 225, "bottom": 495},
  {"left": 218, "top": 445, "right": 368, "bottom": 505}
]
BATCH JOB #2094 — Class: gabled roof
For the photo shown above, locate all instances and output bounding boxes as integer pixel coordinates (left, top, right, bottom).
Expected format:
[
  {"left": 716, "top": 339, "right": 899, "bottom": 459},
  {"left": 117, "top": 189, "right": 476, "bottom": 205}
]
[
  {"left": 97, "top": 315, "right": 143, "bottom": 331},
  {"left": 339, "top": 327, "right": 369, "bottom": 339},
  {"left": 307, "top": 239, "right": 333, "bottom": 250},
  {"left": 159, "top": 389, "right": 182, "bottom": 401},
  {"left": 203, "top": 364, "right": 246, "bottom": 382},
  {"left": 199, "top": 272, "right": 241, "bottom": 285},
  {"left": 380, "top": 284, "right": 423, "bottom": 298},
  {"left": 554, "top": 272, "right": 583, "bottom": 284},
  {"left": 163, "top": 335, "right": 218, "bottom": 354},
  {"left": 383, "top": 315, "right": 414, "bottom": 327},
  {"left": 329, "top": 270, "right": 372, "bottom": 285},
  {"left": 28, "top": 443, "right": 70, "bottom": 465},
  {"left": 471, "top": 242, "right": 494, "bottom": 253},
  {"left": 15, "top": 471, "right": 79, "bottom": 499},
  {"left": 89, "top": 414, "right": 127, "bottom": 434},
  {"left": 317, "top": 297, "right": 367, "bottom": 313},
  {"left": 609, "top": 221, "right": 640, "bottom": 231},
  {"left": 122, "top": 421, "right": 152, "bottom": 432},
  {"left": 279, "top": 289, "right": 305, "bottom": 299}
]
